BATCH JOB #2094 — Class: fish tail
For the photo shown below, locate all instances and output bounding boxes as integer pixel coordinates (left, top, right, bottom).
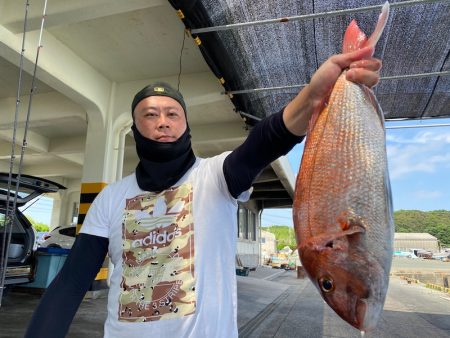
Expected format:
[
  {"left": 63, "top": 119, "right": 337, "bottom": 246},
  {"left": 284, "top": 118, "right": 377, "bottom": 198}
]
[
  {"left": 342, "top": 2, "right": 390, "bottom": 53},
  {"left": 366, "top": 2, "right": 390, "bottom": 48}
]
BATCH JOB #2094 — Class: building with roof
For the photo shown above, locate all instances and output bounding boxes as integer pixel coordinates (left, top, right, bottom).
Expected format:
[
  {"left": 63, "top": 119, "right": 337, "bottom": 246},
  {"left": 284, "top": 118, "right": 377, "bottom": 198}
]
[
  {"left": 260, "top": 230, "right": 277, "bottom": 265},
  {"left": 394, "top": 233, "right": 439, "bottom": 252}
]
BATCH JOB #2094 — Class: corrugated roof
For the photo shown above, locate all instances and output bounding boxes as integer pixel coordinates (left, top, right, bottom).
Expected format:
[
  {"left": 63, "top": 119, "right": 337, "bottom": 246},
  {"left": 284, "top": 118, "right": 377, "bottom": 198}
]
[
  {"left": 394, "top": 232, "right": 438, "bottom": 240},
  {"left": 169, "top": 0, "right": 450, "bottom": 126}
]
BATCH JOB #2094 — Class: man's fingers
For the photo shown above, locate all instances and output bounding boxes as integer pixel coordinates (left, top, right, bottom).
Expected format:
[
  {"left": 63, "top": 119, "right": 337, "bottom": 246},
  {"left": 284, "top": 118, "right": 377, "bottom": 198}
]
[
  {"left": 346, "top": 68, "right": 380, "bottom": 88},
  {"left": 331, "top": 46, "right": 375, "bottom": 69},
  {"left": 350, "top": 59, "right": 382, "bottom": 72}
]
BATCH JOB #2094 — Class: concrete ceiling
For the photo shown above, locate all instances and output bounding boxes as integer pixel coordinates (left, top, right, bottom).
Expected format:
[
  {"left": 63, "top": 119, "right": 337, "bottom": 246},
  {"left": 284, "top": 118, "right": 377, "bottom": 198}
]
[{"left": 0, "top": 0, "right": 293, "bottom": 207}]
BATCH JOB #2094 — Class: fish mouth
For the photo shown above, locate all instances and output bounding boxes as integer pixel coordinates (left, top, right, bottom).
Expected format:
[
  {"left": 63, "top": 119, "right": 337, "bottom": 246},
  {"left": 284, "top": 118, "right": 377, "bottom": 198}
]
[{"left": 356, "top": 298, "right": 381, "bottom": 331}]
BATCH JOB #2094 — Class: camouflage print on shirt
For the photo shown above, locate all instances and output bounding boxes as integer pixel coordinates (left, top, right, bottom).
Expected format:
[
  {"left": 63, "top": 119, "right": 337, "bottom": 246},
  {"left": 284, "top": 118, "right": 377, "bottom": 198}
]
[{"left": 119, "top": 184, "right": 195, "bottom": 322}]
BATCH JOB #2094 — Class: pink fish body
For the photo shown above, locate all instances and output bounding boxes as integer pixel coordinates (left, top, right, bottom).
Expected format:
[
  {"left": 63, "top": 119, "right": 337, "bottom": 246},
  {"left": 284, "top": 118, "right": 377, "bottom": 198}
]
[{"left": 293, "top": 2, "right": 393, "bottom": 332}]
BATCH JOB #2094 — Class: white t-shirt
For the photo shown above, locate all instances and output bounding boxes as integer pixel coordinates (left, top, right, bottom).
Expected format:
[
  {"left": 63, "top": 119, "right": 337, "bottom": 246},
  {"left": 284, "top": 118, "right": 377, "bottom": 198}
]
[{"left": 80, "top": 153, "right": 250, "bottom": 338}]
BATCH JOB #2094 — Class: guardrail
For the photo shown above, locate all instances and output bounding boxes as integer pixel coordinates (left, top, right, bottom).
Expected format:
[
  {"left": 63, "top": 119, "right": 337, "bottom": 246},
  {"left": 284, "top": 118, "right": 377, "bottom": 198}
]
[
  {"left": 425, "top": 283, "right": 450, "bottom": 294},
  {"left": 397, "top": 275, "right": 450, "bottom": 294}
]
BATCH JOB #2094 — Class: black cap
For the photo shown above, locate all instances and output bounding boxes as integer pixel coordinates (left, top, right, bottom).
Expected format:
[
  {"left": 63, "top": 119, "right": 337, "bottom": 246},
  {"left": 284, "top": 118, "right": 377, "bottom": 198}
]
[{"left": 131, "top": 82, "right": 186, "bottom": 117}]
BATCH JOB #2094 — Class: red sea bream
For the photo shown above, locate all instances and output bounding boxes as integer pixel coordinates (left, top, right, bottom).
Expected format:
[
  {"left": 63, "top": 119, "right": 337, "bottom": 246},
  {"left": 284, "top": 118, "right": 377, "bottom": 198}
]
[{"left": 293, "top": 2, "right": 394, "bottom": 332}]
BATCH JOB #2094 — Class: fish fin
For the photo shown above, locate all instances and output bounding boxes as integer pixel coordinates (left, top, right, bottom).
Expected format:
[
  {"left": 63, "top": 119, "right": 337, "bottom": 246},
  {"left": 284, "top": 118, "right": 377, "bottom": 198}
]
[
  {"left": 384, "top": 168, "right": 394, "bottom": 234},
  {"left": 366, "top": 2, "right": 390, "bottom": 49},
  {"left": 307, "top": 97, "right": 327, "bottom": 133},
  {"left": 364, "top": 87, "right": 385, "bottom": 128},
  {"left": 342, "top": 2, "right": 390, "bottom": 53},
  {"left": 300, "top": 225, "right": 365, "bottom": 252},
  {"left": 340, "top": 226, "right": 365, "bottom": 237},
  {"left": 337, "top": 210, "right": 367, "bottom": 232}
]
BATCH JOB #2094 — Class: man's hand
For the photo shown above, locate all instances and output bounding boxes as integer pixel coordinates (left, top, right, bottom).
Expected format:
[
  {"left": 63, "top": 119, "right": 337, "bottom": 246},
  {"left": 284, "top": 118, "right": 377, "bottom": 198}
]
[
  {"left": 309, "top": 46, "right": 381, "bottom": 105},
  {"left": 283, "top": 46, "right": 382, "bottom": 136}
]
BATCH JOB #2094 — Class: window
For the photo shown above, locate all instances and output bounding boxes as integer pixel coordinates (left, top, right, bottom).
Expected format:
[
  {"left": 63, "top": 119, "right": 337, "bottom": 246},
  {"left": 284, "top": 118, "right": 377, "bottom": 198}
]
[
  {"left": 248, "top": 211, "right": 256, "bottom": 241},
  {"left": 238, "top": 207, "right": 247, "bottom": 239},
  {"left": 238, "top": 206, "right": 257, "bottom": 241}
]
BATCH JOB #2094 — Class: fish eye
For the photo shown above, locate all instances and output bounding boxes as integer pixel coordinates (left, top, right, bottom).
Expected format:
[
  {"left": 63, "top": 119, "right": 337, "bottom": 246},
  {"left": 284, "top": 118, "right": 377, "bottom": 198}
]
[{"left": 318, "top": 277, "right": 334, "bottom": 293}]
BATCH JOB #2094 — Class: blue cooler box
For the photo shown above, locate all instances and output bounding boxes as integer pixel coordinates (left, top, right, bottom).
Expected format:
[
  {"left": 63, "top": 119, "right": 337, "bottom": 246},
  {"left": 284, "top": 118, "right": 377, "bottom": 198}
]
[{"left": 24, "top": 247, "right": 70, "bottom": 288}]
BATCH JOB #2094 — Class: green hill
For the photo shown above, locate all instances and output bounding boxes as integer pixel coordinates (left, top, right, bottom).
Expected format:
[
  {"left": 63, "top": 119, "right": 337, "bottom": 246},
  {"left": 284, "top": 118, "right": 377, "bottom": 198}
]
[
  {"left": 261, "top": 225, "right": 296, "bottom": 251},
  {"left": 263, "top": 210, "right": 450, "bottom": 249}
]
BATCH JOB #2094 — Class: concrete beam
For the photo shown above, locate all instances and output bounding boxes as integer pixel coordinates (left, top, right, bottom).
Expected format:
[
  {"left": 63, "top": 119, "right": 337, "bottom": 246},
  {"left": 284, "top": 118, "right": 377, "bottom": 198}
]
[
  {"left": 254, "top": 168, "right": 279, "bottom": 183},
  {"left": 0, "top": 128, "right": 49, "bottom": 153},
  {"left": 270, "top": 157, "right": 295, "bottom": 198},
  {"left": 0, "top": 159, "right": 19, "bottom": 173},
  {"left": 260, "top": 199, "right": 293, "bottom": 209},
  {"left": 3, "top": 0, "right": 167, "bottom": 33},
  {"left": 22, "top": 160, "right": 82, "bottom": 179},
  {"left": 49, "top": 135, "right": 86, "bottom": 155},
  {"left": 191, "top": 122, "right": 247, "bottom": 144},
  {"left": 0, "top": 93, "right": 87, "bottom": 128},
  {"left": 186, "top": 92, "right": 228, "bottom": 107},
  {"left": 0, "top": 24, "right": 111, "bottom": 122},
  {"left": 0, "top": 116, "right": 86, "bottom": 131},
  {"left": 252, "top": 181, "right": 286, "bottom": 192},
  {"left": 250, "top": 191, "right": 291, "bottom": 200},
  {"left": 56, "top": 153, "right": 84, "bottom": 166}
]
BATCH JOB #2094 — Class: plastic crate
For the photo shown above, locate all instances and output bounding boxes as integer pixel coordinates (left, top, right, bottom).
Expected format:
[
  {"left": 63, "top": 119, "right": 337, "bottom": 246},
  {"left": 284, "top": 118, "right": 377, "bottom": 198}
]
[{"left": 236, "top": 267, "right": 250, "bottom": 276}]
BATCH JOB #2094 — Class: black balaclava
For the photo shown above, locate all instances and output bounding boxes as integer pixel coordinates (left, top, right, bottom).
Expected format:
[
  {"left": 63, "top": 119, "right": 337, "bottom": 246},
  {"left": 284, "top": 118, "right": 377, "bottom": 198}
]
[{"left": 131, "top": 82, "right": 196, "bottom": 192}]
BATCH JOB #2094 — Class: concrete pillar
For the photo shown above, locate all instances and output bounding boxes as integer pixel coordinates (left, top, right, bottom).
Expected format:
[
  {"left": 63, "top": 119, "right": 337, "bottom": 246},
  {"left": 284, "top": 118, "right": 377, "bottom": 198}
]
[
  {"left": 55, "top": 181, "right": 80, "bottom": 227},
  {"left": 76, "top": 85, "right": 134, "bottom": 233},
  {"left": 76, "top": 111, "right": 113, "bottom": 232},
  {"left": 50, "top": 192, "right": 62, "bottom": 230}
]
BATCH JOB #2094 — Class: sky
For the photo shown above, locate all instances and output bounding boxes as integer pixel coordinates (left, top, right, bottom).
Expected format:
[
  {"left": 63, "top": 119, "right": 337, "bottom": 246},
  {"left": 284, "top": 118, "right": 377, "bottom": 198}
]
[
  {"left": 261, "top": 117, "right": 450, "bottom": 227},
  {"left": 20, "top": 196, "right": 54, "bottom": 225}
]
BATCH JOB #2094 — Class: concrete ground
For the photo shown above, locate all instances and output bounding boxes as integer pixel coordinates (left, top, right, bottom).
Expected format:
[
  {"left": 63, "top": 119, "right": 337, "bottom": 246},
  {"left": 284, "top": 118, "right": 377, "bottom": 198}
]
[{"left": 1, "top": 263, "right": 449, "bottom": 337}]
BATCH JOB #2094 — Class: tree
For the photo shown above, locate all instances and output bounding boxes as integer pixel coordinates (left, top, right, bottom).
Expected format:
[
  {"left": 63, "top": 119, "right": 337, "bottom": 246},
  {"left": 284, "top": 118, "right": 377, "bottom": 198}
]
[{"left": 25, "top": 215, "right": 50, "bottom": 232}]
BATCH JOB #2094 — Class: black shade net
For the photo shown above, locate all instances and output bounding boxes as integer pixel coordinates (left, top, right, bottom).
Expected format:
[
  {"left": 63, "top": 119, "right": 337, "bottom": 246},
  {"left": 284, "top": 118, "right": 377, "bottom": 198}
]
[{"left": 168, "top": 0, "right": 450, "bottom": 125}]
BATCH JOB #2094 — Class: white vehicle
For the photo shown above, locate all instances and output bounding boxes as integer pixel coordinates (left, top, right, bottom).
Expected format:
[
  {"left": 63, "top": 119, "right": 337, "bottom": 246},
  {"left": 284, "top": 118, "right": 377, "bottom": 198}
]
[
  {"left": 393, "top": 251, "right": 418, "bottom": 259},
  {"left": 40, "top": 224, "right": 76, "bottom": 249}
]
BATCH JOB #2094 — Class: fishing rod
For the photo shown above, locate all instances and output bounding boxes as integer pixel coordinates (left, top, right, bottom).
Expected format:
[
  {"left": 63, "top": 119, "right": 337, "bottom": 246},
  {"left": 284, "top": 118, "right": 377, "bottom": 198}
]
[
  {"left": 0, "top": 0, "right": 31, "bottom": 306},
  {"left": 0, "top": 0, "right": 49, "bottom": 307}
]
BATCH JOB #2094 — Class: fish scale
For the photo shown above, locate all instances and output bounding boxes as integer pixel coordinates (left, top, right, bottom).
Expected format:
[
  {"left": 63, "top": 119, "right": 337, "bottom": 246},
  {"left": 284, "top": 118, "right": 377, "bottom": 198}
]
[{"left": 293, "top": 3, "right": 394, "bottom": 331}]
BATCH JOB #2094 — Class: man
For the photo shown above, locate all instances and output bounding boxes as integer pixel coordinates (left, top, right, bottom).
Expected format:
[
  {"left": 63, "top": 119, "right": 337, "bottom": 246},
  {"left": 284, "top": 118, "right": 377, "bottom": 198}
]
[{"left": 25, "top": 46, "right": 381, "bottom": 337}]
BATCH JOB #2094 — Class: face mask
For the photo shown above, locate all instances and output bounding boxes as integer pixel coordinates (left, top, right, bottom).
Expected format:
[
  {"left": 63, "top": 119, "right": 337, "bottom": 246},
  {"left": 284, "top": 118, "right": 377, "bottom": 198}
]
[{"left": 132, "top": 124, "right": 196, "bottom": 191}]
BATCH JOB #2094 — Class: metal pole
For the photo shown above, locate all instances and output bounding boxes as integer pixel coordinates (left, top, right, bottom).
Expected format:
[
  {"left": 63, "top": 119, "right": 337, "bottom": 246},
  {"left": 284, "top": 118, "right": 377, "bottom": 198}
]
[
  {"left": 224, "top": 70, "right": 450, "bottom": 96},
  {"left": 386, "top": 123, "right": 450, "bottom": 129},
  {"left": 238, "top": 113, "right": 450, "bottom": 128},
  {"left": 382, "top": 70, "right": 450, "bottom": 81},
  {"left": 191, "top": 0, "right": 449, "bottom": 34},
  {"left": 11, "top": 0, "right": 49, "bottom": 214},
  {"left": 238, "top": 111, "right": 262, "bottom": 122},
  {"left": 0, "top": 0, "right": 30, "bottom": 307},
  {"left": 0, "top": 0, "right": 49, "bottom": 306}
]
